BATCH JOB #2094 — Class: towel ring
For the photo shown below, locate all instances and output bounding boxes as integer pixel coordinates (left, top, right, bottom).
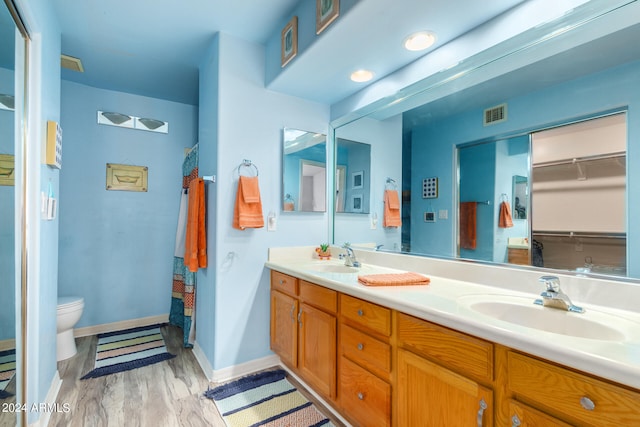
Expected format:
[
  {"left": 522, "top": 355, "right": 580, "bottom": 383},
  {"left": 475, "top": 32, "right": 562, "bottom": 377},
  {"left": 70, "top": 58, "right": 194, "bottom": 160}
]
[
  {"left": 237, "top": 159, "right": 259, "bottom": 177},
  {"left": 385, "top": 177, "right": 398, "bottom": 190}
]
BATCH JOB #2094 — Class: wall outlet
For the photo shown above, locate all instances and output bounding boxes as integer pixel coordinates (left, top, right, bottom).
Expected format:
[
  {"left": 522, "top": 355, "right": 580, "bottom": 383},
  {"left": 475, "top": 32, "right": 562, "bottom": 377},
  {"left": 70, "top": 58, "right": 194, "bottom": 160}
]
[
  {"left": 438, "top": 209, "right": 448, "bottom": 220},
  {"left": 424, "top": 212, "right": 436, "bottom": 222}
]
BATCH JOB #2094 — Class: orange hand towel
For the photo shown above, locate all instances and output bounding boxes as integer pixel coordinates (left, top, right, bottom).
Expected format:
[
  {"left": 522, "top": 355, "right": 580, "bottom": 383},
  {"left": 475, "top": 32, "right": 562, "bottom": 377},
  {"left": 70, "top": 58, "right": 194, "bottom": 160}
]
[
  {"left": 459, "top": 202, "right": 477, "bottom": 249},
  {"left": 185, "top": 178, "right": 207, "bottom": 272},
  {"left": 358, "top": 272, "right": 430, "bottom": 287},
  {"left": 499, "top": 201, "right": 514, "bottom": 228},
  {"left": 233, "top": 176, "right": 264, "bottom": 230},
  {"left": 383, "top": 189, "right": 401, "bottom": 227}
]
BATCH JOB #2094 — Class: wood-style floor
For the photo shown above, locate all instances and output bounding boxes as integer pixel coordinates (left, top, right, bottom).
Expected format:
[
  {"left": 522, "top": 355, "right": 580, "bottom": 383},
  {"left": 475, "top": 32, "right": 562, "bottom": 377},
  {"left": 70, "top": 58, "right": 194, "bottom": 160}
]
[{"left": 47, "top": 325, "right": 344, "bottom": 427}]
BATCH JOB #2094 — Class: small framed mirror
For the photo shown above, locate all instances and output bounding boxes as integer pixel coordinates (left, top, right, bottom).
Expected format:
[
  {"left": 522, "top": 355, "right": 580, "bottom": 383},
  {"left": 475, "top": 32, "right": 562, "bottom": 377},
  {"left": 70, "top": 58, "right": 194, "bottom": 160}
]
[
  {"left": 512, "top": 175, "right": 528, "bottom": 220},
  {"left": 282, "top": 128, "right": 327, "bottom": 212}
]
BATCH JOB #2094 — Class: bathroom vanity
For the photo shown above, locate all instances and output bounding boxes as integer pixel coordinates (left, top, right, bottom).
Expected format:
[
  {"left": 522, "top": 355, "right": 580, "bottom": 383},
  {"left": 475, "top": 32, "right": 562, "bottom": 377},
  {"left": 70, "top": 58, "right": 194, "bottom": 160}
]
[{"left": 266, "top": 247, "right": 640, "bottom": 427}]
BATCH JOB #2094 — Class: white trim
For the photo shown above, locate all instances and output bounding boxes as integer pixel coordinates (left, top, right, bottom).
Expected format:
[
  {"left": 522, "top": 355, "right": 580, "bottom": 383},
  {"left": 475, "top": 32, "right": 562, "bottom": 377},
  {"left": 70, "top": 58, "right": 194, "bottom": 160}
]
[
  {"left": 191, "top": 341, "right": 213, "bottom": 380},
  {"left": 211, "top": 355, "right": 280, "bottom": 384},
  {"left": 28, "top": 370, "right": 62, "bottom": 427},
  {"left": 73, "top": 314, "right": 169, "bottom": 338}
]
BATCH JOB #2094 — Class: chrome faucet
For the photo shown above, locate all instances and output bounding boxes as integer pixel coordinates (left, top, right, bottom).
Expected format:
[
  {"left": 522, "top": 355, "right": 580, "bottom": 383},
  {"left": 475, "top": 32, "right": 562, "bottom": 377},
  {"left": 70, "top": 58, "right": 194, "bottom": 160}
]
[
  {"left": 341, "top": 243, "right": 361, "bottom": 268},
  {"left": 534, "top": 275, "right": 585, "bottom": 313}
]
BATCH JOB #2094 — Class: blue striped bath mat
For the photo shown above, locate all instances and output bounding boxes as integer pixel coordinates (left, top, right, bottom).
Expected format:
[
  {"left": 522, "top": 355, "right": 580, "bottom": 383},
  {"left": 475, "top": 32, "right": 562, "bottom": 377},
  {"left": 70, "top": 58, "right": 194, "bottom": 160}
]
[
  {"left": 81, "top": 324, "right": 175, "bottom": 379},
  {"left": 0, "top": 349, "right": 16, "bottom": 398},
  {"left": 204, "top": 369, "right": 336, "bottom": 427}
]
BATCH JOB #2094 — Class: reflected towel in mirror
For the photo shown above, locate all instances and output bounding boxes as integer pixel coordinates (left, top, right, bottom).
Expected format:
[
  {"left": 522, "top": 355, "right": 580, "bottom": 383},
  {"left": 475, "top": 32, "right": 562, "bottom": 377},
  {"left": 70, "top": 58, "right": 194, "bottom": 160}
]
[
  {"left": 460, "top": 202, "right": 477, "bottom": 249},
  {"left": 499, "top": 201, "right": 514, "bottom": 228},
  {"left": 383, "top": 189, "right": 401, "bottom": 227}
]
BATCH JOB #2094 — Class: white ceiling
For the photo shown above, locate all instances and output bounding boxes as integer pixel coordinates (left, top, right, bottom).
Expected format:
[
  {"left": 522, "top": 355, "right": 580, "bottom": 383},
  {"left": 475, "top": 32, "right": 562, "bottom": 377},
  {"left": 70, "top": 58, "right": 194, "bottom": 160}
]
[{"left": 52, "top": 0, "right": 524, "bottom": 106}]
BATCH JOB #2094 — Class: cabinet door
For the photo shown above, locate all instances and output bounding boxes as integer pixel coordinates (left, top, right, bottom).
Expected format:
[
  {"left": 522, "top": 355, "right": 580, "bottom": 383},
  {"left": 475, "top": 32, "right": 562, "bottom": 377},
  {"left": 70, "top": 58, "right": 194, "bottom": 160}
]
[
  {"left": 298, "top": 302, "right": 337, "bottom": 399},
  {"left": 270, "top": 290, "right": 298, "bottom": 368},
  {"left": 397, "top": 349, "right": 493, "bottom": 427}
]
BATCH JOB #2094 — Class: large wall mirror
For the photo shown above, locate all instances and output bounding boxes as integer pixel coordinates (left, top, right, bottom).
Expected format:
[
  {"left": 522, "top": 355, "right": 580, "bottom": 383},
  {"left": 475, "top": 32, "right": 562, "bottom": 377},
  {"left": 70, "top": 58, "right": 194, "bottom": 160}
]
[
  {"left": 282, "top": 128, "right": 327, "bottom": 212},
  {"left": 1, "top": 0, "right": 28, "bottom": 424},
  {"left": 331, "top": 2, "right": 640, "bottom": 280}
]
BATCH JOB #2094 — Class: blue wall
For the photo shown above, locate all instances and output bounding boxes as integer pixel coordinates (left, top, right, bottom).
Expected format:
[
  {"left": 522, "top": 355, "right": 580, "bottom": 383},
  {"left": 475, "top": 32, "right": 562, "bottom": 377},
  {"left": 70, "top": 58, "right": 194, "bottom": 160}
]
[
  {"left": 58, "top": 81, "right": 198, "bottom": 328},
  {"left": 0, "top": 67, "right": 14, "bottom": 341},
  {"left": 410, "top": 60, "right": 640, "bottom": 276},
  {"left": 198, "top": 32, "right": 329, "bottom": 372}
]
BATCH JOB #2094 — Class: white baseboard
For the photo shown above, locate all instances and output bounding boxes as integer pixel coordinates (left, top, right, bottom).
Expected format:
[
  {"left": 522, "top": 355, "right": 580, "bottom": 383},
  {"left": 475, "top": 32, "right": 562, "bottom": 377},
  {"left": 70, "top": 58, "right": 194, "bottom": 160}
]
[
  {"left": 73, "top": 314, "right": 169, "bottom": 338},
  {"left": 191, "top": 341, "right": 213, "bottom": 380},
  {"left": 191, "top": 342, "right": 279, "bottom": 385},
  {"left": 211, "top": 355, "right": 280, "bottom": 384},
  {"left": 28, "top": 370, "right": 62, "bottom": 427}
]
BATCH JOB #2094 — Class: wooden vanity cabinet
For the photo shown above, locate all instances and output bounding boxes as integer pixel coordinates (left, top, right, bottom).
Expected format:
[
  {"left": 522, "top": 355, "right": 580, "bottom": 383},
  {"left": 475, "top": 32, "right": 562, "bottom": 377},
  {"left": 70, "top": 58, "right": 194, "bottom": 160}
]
[
  {"left": 396, "top": 313, "right": 494, "bottom": 427},
  {"left": 269, "top": 269, "right": 640, "bottom": 427},
  {"left": 269, "top": 271, "right": 338, "bottom": 401},
  {"left": 339, "top": 295, "right": 392, "bottom": 427},
  {"left": 507, "top": 248, "right": 529, "bottom": 265},
  {"left": 270, "top": 271, "right": 298, "bottom": 367},
  {"left": 507, "top": 351, "right": 640, "bottom": 426}
]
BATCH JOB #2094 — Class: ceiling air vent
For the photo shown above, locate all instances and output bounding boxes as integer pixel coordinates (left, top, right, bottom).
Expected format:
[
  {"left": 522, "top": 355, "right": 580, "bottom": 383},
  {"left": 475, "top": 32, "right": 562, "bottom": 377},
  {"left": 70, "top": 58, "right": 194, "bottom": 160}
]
[
  {"left": 61, "top": 54, "right": 84, "bottom": 73},
  {"left": 484, "top": 103, "right": 507, "bottom": 126}
]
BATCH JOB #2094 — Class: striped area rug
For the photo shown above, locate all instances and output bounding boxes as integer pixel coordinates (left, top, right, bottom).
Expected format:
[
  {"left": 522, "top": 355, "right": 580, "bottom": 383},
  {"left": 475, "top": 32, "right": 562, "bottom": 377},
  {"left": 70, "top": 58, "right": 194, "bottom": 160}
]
[
  {"left": 0, "top": 349, "right": 16, "bottom": 398},
  {"left": 81, "top": 324, "right": 175, "bottom": 379},
  {"left": 205, "top": 369, "right": 335, "bottom": 427}
]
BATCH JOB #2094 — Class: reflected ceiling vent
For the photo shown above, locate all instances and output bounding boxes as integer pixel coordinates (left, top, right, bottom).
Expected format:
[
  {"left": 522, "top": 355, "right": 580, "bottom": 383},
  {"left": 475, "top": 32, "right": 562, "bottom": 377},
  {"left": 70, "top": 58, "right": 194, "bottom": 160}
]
[
  {"left": 0, "top": 94, "right": 15, "bottom": 111},
  {"left": 484, "top": 103, "right": 507, "bottom": 126},
  {"left": 61, "top": 54, "right": 84, "bottom": 73},
  {"left": 97, "top": 111, "right": 169, "bottom": 133}
]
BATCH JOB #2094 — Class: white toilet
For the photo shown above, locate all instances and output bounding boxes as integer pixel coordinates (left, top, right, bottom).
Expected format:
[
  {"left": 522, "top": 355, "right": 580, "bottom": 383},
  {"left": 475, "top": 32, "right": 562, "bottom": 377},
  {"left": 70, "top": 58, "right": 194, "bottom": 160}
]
[{"left": 57, "top": 296, "right": 84, "bottom": 361}]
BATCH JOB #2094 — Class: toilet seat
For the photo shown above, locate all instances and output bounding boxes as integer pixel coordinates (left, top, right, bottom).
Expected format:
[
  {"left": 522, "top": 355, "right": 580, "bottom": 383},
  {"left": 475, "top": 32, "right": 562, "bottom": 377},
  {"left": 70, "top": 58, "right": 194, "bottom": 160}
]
[{"left": 58, "top": 296, "right": 84, "bottom": 309}]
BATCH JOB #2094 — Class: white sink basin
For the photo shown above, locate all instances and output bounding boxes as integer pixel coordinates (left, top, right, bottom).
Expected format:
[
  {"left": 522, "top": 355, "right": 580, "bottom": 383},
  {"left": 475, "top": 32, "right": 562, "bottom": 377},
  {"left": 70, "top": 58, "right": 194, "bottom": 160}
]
[
  {"left": 305, "top": 263, "right": 361, "bottom": 274},
  {"left": 458, "top": 294, "right": 638, "bottom": 341}
]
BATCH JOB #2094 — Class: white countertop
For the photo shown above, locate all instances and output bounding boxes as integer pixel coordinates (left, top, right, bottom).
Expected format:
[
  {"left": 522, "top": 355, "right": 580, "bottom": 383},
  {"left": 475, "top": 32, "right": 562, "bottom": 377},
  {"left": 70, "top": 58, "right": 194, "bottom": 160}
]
[{"left": 265, "top": 250, "right": 640, "bottom": 390}]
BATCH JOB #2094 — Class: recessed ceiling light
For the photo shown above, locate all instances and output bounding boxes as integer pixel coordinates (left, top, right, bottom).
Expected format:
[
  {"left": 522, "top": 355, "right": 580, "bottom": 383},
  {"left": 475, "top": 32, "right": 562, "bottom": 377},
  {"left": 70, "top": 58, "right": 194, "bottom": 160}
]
[
  {"left": 350, "top": 69, "right": 374, "bottom": 83},
  {"left": 404, "top": 31, "right": 436, "bottom": 51}
]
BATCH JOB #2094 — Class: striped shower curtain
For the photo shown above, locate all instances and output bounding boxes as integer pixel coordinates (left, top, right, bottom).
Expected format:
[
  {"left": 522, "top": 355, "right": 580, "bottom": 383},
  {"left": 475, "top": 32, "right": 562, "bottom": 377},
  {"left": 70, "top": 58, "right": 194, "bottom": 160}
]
[{"left": 169, "top": 144, "right": 199, "bottom": 348}]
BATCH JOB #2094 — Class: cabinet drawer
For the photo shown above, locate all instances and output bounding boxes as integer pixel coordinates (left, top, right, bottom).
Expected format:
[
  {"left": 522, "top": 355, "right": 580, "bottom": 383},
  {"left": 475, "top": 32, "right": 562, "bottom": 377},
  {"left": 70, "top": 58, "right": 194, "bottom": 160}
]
[
  {"left": 299, "top": 280, "right": 337, "bottom": 314},
  {"left": 397, "top": 313, "right": 493, "bottom": 383},
  {"left": 509, "top": 400, "right": 572, "bottom": 427},
  {"left": 508, "top": 351, "right": 640, "bottom": 426},
  {"left": 340, "top": 294, "right": 391, "bottom": 337},
  {"left": 271, "top": 270, "right": 298, "bottom": 296},
  {"left": 340, "top": 356, "right": 391, "bottom": 427},
  {"left": 341, "top": 324, "right": 391, "bottom": 379}
]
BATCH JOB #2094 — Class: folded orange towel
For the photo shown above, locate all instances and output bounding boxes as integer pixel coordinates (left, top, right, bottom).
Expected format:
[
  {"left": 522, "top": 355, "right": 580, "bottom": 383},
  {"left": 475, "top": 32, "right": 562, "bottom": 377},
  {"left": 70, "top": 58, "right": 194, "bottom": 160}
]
[
  {"left": 499, "top": 201, "right": 514, "bottom": 228},
  {"left": 358, "top": 272, "right": 430, "bottom": 286},
  {"left": 185, "top": 178, "right": 207, "bottom": 272},
  {"left": 383, "top": 189, "right": 401, "bottom": 228},
  {"left": 233, "top": 176, "right": 264, "bottom": 230}
]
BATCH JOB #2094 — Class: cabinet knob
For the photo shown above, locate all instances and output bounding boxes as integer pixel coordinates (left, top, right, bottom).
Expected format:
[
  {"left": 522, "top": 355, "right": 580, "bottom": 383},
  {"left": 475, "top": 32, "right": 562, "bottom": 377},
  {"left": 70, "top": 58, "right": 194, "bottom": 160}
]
[
  {"left": 357, "top": 343, "right": 364, "bottom": 351},
  {"left": 279, "top": 279, "right": 284, "bottom": 285},
  {"left": 511, "top": 414, "right": 521, "bottom": 427},
  {"left": 357, "top": 392, "right": 364, "bottom": 400},
  {"left": 580, "top": 396, "right": 595, "bottom": 411},
  {"left": 357, "top": 309, "right": 364, "bottom": 316}
]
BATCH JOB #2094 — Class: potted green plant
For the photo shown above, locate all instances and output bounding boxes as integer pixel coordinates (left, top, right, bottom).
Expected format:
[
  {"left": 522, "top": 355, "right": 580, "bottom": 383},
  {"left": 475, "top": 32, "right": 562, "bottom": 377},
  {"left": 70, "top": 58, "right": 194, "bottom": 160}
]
[{"left": 315, "top": 243, "right": 331, "bottom": 260}]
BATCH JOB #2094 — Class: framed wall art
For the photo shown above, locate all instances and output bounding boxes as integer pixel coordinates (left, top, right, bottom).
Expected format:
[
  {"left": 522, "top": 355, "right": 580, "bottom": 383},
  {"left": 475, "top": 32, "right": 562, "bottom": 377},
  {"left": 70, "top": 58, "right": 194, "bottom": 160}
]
[
  {"left": 281, "top": 16, "right": 298, "bottom": 67},
  {"left": 0, "top": 154, "right": 15, "bottom": 186},
  {"left": 106, "top": 163, "right": 148, "bottom": 192},
  {"left": 351, "top": 170, "right": 363, "bottom": 190},
  {"left": 316, "top": 0, "right": 339, "bottom": 34}
]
